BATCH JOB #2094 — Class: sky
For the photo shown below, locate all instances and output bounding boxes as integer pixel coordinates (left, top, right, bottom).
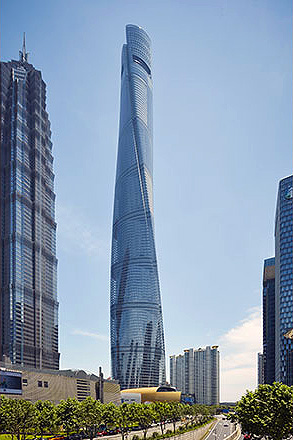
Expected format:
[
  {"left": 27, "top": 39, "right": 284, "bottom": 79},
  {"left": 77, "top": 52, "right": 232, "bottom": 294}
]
[{"left": 1, "top": 0, "right": 292, "bottom": 402}]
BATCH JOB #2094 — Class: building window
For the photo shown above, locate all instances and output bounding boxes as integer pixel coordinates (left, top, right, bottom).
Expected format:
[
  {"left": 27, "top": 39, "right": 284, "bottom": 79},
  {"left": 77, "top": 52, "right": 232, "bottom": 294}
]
[
  {"left": 38, "top": 381, "right": 42, "bottom": 387},
  {"left": 44, "top": 381, "right": 48, "bottom": 388}
]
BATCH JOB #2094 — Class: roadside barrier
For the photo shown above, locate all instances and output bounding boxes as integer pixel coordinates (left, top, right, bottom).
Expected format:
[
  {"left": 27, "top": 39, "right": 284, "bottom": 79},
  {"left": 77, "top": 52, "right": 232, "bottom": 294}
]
[{"left": 224, "top": 426, "right": 241, "bottom": 440}]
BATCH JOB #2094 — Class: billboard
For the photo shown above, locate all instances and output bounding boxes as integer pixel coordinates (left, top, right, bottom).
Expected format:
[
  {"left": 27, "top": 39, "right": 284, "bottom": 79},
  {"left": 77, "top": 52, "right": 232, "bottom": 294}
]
[
  {"left": 121, "top": 392, "right": 141, "bottom": 404},
  {"left": 0, "top": 370, "right": 22, "bottom": 394}
]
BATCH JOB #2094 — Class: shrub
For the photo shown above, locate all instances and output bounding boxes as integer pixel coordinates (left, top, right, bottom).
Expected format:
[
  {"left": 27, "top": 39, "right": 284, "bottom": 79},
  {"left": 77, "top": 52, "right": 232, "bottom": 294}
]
[{"left": 152, "top": 432, "right": 159, "bottom": 439}]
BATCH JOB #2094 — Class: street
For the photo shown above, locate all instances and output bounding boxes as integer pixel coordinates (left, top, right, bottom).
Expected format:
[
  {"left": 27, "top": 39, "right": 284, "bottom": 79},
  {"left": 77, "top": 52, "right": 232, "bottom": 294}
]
[{"left": 205, "top": 416, "right": 236, "bottom": 440}]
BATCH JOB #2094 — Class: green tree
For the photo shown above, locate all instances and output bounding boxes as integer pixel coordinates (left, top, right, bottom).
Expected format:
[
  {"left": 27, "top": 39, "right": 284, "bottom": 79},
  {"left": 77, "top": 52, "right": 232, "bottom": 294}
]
[
  {"left": 231, "top": 382, "right": 293, "bottom": 440},
  {"left": 114, "top": 403, "right": 134, "bottom": 440},
  {"left": 0, "top": 399, "right": 35, "bottom": 440},
  {"left": 34, "top": 400, "right": 56, "bottom": 439},
  {"left": 152, "top": 402, "right": 169, "bottom": 435},
  {"left": 197, "top": 405, "right": 210, "bottom": 424},
  {"left": 189, "top": 404, "right": 202, "bottom": 426},
  {"left": 80, "top": 397, "right": 104, "bottom": 440},
  {"left": 56, "top": 397, "right": 81, "bottom": 437},
  {"left": 167, "top": 402, "right": 184, "bottom": 433},
  {"left": 132, "top": 403, "right": 155, "bottom": 440},
  {"left": 182, "top": 404, "right": 197, "bottom": 429},
  {"left": 0, "top": 396, "right": 16, "bottom": 440}
]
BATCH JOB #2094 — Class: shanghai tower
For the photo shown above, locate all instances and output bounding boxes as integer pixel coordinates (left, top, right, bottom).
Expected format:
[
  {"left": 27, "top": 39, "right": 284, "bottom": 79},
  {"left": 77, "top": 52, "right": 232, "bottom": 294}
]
[
  {"left": 110, "top": 25, "right": 166, "bottom": 389},
  {"left": 0, "top": 37, "right": 59, "bottom": 369}
]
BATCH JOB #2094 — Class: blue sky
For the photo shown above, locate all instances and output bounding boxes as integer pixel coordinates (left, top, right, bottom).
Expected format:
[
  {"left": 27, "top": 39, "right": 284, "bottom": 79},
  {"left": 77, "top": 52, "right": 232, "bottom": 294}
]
[{"left": 1, "top": 0, "right": 292, "bottom": 401}]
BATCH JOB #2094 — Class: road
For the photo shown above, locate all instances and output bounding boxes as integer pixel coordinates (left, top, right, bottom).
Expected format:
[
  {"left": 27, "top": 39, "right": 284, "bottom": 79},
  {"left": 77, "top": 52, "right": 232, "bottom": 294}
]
[
  {"left": 94, "top": 421, "right": 183, "bottom": 440},
  {"left": 94, "top": 419, "right": 215, "bottom": 440},
  {"left": 205, "top": 416, "right": 237, "bottom": 440}
]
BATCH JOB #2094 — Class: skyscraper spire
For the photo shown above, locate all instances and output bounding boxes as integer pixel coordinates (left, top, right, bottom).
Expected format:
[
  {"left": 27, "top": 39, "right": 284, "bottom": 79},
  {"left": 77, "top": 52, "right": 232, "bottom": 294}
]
[{"left": 19, "top": 32, "right": 28, "bottom": 62}]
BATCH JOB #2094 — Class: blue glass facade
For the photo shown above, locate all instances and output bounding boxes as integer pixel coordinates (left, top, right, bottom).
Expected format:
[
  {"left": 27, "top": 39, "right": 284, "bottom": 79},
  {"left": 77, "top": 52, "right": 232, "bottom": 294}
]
[
  {"left": 275, "top": 175, "right": 293, "bottom": 384},
  {"left": 0, "top": 42, "right": 59, "bottom": 369},
  {"left": 262, "top": 257, "right": 275, "bottom": 384},
  {"left": 110, "top": 25, "right": 166, "bottom": 389}
]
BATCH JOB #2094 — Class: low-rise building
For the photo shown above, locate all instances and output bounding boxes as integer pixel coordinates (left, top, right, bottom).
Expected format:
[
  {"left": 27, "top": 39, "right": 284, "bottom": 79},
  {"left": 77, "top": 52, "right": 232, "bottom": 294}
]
[{"left": 0, "top": 363, "right": 120, "bottom": 405}]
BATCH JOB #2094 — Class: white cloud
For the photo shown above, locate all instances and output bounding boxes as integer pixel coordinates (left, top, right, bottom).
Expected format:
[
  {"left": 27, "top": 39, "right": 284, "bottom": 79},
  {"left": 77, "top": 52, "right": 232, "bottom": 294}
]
[
  {"left": 219, "top": 307, "right": 262, "bottom": 402},
  {"left": 57, "top": 204, "right": 108, "bottom": 258},
  {"left": 72, "top": 329, "right": 108, "bottom": 342}
]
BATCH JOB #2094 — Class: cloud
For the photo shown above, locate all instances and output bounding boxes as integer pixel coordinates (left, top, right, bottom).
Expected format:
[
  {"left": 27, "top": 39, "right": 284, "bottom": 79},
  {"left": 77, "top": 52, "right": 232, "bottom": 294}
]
[
  {"left": 219, "top": 307, "right": 262, "bottom": 402},
  {"left": 57, "top": 204, "right": 108, "bottom": 258},
  {"left": 72, "top": 329, "right": 109, "bottom": 342}
]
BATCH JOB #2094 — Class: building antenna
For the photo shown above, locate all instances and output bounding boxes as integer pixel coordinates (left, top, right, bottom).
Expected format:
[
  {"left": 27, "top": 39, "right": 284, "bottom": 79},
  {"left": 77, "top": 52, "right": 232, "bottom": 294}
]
[{"left": 19, "top": 32, "right": 28, "bottom": 62}]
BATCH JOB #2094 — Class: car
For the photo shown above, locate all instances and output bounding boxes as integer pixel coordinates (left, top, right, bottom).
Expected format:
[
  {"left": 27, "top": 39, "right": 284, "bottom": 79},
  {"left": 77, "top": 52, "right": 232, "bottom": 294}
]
[
  {"left": 243, "top": 435, "right": 251, "bottom": 440},
  {"left": 223, "top": 424, "right": 229, "bottom": 427}
]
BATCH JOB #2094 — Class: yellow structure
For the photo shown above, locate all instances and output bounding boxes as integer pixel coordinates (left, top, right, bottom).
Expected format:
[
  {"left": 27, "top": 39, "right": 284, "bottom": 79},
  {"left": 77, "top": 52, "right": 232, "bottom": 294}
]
[{"left": 121, "top": 386, "right": 181, "bottom": 403}]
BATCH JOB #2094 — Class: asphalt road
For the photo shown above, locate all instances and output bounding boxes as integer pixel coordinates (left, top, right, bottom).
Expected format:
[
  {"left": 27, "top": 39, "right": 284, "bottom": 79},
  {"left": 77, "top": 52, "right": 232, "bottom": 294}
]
[
  {"left": 94, "top": 421, "right": 183, "bottom": 440},
  {"left": 205, "top": 416, "right": 236, "bottom": 440}
]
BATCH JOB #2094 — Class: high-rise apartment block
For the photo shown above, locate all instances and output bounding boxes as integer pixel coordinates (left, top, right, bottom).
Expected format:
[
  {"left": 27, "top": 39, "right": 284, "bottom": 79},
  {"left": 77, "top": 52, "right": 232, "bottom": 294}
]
[
  {"left": 110, "top": 25, "right": 165, "bottom": 389},
  {"left": 170, "top": 346, "right": 219, "bottom": 405},
  {"left": 275, "top": 175, "right": 293, "bottom": 384},
  {"left": 0, "top": 38, "right": 59, "bottom": 369},
  {"left": 262, "top": 257, "right": 275, "bottom": 384}
]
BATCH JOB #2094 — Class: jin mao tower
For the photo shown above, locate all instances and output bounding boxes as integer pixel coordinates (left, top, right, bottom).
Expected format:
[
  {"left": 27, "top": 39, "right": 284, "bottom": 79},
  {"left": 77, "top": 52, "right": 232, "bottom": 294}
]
[
  {"left": 110, "top": 25, "right": 165, "bottom": 389},
  {"left": 0, "top": 37, "right": 59, "bottom": 369}
]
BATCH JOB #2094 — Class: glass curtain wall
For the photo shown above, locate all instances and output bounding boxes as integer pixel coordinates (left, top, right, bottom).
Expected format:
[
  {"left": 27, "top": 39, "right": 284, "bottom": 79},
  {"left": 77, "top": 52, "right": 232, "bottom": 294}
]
[{"left": 110, "top": 25, "right": 166, "bottom": 389}]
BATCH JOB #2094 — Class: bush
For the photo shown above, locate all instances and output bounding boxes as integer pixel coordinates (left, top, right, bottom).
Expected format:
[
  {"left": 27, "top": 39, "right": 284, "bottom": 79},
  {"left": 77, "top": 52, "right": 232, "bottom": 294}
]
[{"left": 152, "top": 432, "right": 159, "bottom": 439}]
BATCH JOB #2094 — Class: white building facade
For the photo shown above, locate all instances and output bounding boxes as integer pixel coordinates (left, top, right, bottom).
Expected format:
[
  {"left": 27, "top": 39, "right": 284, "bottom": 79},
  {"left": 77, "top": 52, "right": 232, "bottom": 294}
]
[{"left": 169, "top": 346, "right": 219, "bottom": 405}]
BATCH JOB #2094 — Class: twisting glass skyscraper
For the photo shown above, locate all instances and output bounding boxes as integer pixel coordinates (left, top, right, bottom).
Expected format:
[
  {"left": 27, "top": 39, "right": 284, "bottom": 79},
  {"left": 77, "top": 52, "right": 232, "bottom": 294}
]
[
  {"left": 110, "top": 25, "right": 165, "bottom": 389},
  {"left": 0, "top": 37, "right": 59, "bottom": 369}
]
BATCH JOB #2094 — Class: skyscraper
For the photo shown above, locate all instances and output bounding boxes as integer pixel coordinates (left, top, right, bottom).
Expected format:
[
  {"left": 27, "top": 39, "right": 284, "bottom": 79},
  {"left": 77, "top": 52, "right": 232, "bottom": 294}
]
[
  {"left": 0, "top": 37, "right": 59, "bottom": 369},
  {"left": 257, "top": 352, "right": 264, "bottom": 385},
  {"left": 262, "top": 257, "right": 275, "bottom": 384},
  {"left": 275, "top": 175, "right": 293, "bottom": 384},
  {"left": 110, "top": 25, "right": 165, "bottom": 389},
  {"left": 170, "top": 346, "right": 220, "bottom": 405}
]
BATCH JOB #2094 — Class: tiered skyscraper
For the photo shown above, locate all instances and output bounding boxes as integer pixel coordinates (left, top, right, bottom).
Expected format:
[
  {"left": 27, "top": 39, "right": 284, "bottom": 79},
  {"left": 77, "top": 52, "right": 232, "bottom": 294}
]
[
  {"left": 110, "top": 25, "right": 166, "bottom": 389},
  {"left": 0, "top": 37, "right": 59, "bottom": 369}
]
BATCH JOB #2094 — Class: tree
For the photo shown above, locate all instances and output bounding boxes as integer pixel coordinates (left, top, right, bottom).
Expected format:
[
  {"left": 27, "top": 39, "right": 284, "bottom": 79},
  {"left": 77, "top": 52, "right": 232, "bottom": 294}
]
[
  {"left": 167, "top": 402, "right": 184, "bottom": 433},
  {"left": 34, "top": 400, "right": 57, "bottom": 439},
  {"left": 0, "top": 396, "right": 16, "bottom": 440},
  {"left": 132, "top": 403, "right": 155, "bottom": 440},
  {"left": 80, "top": 397, "right": 104, "bottom": 440},
  {"left": 188, "top": 404, "right": 202, "bottom": 426},
  {"left": 152, "top": 402, "right": 169, "bottom": 435},
  {"left": 231, "top": 382, "right": 293, "bottom": 440},
  {"left": 56, "top": 398, "right": 81, "bottom": 437},
  {"left": 114, "top": 403, "right": 134, "bottom": 440},
  {"left": 0, "top": 399, "right": 35, "bottom": 440},
  {"left": 182, "top": 404, "right": 196, "bottom": 429}
]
